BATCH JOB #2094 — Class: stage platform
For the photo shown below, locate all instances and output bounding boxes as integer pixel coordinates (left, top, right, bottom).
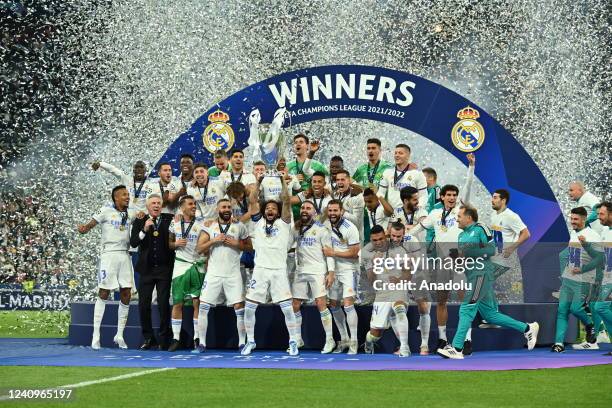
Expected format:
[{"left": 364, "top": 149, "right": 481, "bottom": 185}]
[
  {"left": 68, "top": 302, "right": 578, "bottom": 353},
  {"left": 1, "top": 339, "right": 609, "bottom": 371}
]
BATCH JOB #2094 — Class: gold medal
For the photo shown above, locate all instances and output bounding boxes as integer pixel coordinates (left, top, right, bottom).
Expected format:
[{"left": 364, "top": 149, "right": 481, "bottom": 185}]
[
  {"left": 441, "top": 225, "right": 448, "bottom": 232},
  {"left": 133, "top": 197, "right": 139, "bottom": 203},
  {"left": 119, "top": 225, "right": 126, "bottom": 231},
  {"left": 153, "top": 231, "right": 159, "bottom": 237}
]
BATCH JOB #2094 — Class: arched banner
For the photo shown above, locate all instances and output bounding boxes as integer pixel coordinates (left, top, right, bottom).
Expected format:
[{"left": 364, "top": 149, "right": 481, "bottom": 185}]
[{"left": 156, "top": 65, "right": 568, "bottom": 302}]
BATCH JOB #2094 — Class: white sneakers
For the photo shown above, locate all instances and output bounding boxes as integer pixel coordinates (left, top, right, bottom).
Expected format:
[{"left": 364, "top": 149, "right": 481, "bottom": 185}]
[
  {"left": 321, "top": 338, "right": 336, "bottom": 354},
  {"left": 572, "top": 342, "right": 599, "bottom": 350},
  {"left": 113, "top": 335, "right": 128, "bottom": 349},
  {"left": 288, "top": 340, "right": 299, "bottom": 356},
  {"left": 398, "top": 346, "right": 411, "bottom": 357},
  {"left": 524, "top": 322, "right": 540, "bottom": 350},
  {"left": 437, "top": 344, "right": 464, "bottom": 359},
  {"left": 91, "top": 336, "right": 100, "bottom": 350},
  {"left": 332, "top": 340, "right": 349, "bottom": 353},
  {"left": 347, "top": 340, "right": 359, "bottom": 355},
  {"left": 240, "top": 341, "right": 256, "bottom": 355}
]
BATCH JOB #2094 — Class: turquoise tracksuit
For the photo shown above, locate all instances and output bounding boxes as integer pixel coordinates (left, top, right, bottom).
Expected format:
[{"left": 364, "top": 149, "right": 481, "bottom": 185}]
[
  {"left": 452, "top": 223, "right": 528, "bottom": 350},
  {"left": 554, "top": 243, "right": 603, "bottom": 344}
]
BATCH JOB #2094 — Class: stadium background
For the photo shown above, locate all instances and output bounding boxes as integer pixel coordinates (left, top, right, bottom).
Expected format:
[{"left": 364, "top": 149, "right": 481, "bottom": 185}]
[{"left": 0, "top": 1, "right": 610, "bottom": 406}]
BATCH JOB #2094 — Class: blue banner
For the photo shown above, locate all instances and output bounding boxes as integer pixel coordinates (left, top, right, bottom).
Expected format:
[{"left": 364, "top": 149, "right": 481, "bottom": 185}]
[{"left": 155, "top": 65, "right": 568, "bottom": 302}]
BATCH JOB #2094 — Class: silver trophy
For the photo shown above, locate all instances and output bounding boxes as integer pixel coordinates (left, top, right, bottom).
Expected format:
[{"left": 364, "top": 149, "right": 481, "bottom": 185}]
[{"left": 248, "top": 107, "right": 287, "bottom": 176}]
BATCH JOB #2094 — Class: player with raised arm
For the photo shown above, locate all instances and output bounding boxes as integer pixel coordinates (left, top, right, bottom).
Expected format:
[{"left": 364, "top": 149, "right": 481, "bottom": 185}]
[
  {"left": 377, "top": 144, "right": 427, "bottom": 211},
  {"left": 77, "top": 185, "right": 135, "bottom": 350},
  {"left": 437, "top": 206, "right": 539, "bottom": 359},
  {"left": 194, "top": 199, "right": 252, "bottom": 352},
  {"left": 167, "top": 195, "right": 206, "bottom": 352},
  {"left": 92, "top": 160, "right": 149, "bottom": 213},
  {"left": 552, "top": 207, "right": 604, "bottom": 352},
  {"left": 241, "top": 176, "right": 300, "bottom": 356},
  {"left": 292, "top": 200, "right": 337, "bottom": 353},
  {"left": 409, "top": 154, "right": 475, "bottom": 351},
  {"left": 324, "top": 200, "right": 361, "bottom": 354}
]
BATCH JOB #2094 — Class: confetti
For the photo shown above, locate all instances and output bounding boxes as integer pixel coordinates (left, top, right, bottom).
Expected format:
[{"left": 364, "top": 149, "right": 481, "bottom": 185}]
[{"left": 0, "top": 1, "right": 609, "bottom": 307}]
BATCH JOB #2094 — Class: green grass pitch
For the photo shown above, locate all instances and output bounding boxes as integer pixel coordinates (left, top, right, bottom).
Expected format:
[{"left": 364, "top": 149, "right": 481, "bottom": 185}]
[{"left": 0, "top": 311, "right": 610, "bottom": 408}]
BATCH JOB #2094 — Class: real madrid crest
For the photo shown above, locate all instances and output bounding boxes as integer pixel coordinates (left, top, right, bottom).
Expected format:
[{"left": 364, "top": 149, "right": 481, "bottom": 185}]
[
  {"left": 203, "top": 110, "right": 235, "bottom": 153},
  {"left": 451, "top": 106, "right": 485, "bottom": 152}
]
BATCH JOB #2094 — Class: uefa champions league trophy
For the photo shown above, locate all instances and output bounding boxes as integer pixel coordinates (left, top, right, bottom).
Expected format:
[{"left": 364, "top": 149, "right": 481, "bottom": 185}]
[{"left": 247, "top": 107, "right": 287, "bottom": 177}]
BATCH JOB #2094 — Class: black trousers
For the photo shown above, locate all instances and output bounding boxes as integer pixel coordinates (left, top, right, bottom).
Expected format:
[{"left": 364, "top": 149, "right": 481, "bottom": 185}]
[{"left": 138, "top": 267, "right": 171, "bottom": 345}]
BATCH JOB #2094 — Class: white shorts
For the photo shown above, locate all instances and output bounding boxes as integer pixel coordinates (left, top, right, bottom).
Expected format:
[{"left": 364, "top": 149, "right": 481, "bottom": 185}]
[
  {"left": 97, "top": 251, "right": 133, "bottom": 290},
  {"left": 370, "top": 301, "right": 403, "bottom": 329},
  {"left": 246, "top": 266, "right": 292, "bottom": 303},
  {"left": 328, "top": 272, "right": 356, "bottom": 301},
  {"left": 292, "top": 274, "right": 326, "bottom": 300},
  {"left": 200, "top": 273, "right": 244, "bottom": 306}
]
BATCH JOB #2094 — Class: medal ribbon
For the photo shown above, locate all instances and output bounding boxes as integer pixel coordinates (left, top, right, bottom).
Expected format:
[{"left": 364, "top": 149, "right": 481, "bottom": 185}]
[
  {"left": 134, "top": 177, "right": 147, "bottom": 200},
  {"left": 367, "top": 161, "right": 380, "bottom": 184},
  {"left": 393, "top": 165, "right": 409, "bottom": 186},
  {"left": 181, "top": 217, "right": 195, "bottom": 238}
]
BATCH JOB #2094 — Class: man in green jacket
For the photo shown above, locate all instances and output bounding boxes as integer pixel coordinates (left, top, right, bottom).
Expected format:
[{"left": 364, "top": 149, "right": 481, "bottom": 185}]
[{"left": 437, "top": 205, "right": 539, "bottom": 359}]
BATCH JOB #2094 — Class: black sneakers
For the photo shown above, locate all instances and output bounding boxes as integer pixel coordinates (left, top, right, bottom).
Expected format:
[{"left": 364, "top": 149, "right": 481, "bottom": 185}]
[
  {"left": 168, "top": 339, "right": 180, "bottom": 352},
  {"left": 585, "top": 324, "right": 597, "bottom": 344},
  {"left": 463, "top": 340, "right": 473, "bottom": 356},
  {"left": 551, "top": 344, "right": 565, "bottom": 353}
]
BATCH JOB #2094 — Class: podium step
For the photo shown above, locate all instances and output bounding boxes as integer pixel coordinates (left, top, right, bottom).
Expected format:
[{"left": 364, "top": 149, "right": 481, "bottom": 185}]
[{"left": 68, "top": 302, "right": 576, "bottom": 352}]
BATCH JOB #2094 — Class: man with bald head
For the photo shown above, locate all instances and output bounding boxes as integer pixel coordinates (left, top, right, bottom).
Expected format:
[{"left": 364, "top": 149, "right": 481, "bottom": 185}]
[
  {"left": 130, "top": 194, "right": 174, "bottom": 350},
  {"left": 568, "top": 181, "right": 601, "bottom": 218}
]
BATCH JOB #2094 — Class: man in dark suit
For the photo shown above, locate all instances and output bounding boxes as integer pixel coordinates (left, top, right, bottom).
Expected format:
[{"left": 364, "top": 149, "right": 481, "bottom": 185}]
[{"left": 130, "top": 193, "right": 174, "bottom": 350}]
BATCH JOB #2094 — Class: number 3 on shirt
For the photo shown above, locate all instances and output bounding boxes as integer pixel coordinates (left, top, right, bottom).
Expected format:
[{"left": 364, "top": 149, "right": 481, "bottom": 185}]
[{"left": 99, "top": 269, "right": 107, "bottom": 282}]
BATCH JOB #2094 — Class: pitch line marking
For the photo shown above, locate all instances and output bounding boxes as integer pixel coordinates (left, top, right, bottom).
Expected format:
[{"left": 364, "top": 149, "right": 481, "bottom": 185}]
[{"left": 0, "top": 367, "right": 175, "bottom": 400}]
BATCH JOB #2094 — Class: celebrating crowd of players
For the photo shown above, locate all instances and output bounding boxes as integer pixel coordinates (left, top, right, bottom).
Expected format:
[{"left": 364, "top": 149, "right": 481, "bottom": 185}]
[{"left": 77, "top": 135, "right": 611, "bottom": 359}]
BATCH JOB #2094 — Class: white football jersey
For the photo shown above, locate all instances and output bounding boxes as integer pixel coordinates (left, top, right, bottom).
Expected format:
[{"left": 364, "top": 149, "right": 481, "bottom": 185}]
[
  {"left": 365, "top": 204, "right": 390, "bottom": 231},
  {"left": 203, "top": 221, "right": 249, "bottom": 278},
  {"left": 186, "top": 177, "right": 226, "bottom": 220},
  {"left": 562, "top": 227, "right": 603, "bottom": 284},
  {"left": 378, "top": 166, "right": 427, "bottom": 211},
  {"left": 249, "top": 216, "right": 292, "bottom": 269},
  {"left": 393, "top": 206, "right": 428, "bottom": 243},
  {"left": 490, "top": 207, "right": 527, "bottom": 255},
  {"left": 260, "top": 175, "right": 301, "bottom": 201},
  {"left": 93, "top": 206, "right": 135, "bottom": 253},
  {"left": 294, "top": 221, "right": 335, "bottom": 275},
  {"left": 297, "top": 192, "right": 333, "bottom": 219},
  {"left": 98, "top": 162, "right": 149, "bottom": 213},
  {"left": 147, "top": 176, "right": 179, "bottom": 215},
  {"left": 169, "top": 217, "right": 205, "bottom": 263},
  {"left": 576, "top": 191, "right": 600, "bottom": 217},
  {"left": 221, "top": 170, "right": 257, "bottom": 187},
  {"left": 326, "top": 218, "right": 360, "bottom": 273}
]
